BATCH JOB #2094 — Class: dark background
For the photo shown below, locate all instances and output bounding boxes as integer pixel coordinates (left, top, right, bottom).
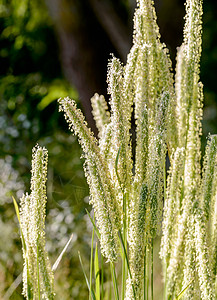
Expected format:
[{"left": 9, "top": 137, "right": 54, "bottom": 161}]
[{"left": 0, "top": 0, "right": 216, "bottom": 298}]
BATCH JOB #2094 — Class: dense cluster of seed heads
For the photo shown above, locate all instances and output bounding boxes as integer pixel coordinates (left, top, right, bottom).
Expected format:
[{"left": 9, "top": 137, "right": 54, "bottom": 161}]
[
  {"left": 20, "top": 0, "right": 217, "bottom": 299},
  {"left": 58, "top": 0, "right": 217, "bottom": 298}
]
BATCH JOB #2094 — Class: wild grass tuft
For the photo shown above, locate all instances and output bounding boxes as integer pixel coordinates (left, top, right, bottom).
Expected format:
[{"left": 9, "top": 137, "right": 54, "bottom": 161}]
[{"left": 15, "top": 0, "right": 217, "bottom": 299}]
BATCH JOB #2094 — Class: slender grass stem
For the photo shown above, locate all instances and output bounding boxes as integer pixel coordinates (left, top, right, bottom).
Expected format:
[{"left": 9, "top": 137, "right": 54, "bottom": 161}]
[
  {"left": 163, "top": 150, "right": 167, "bottom": 300},
  {"left": 121, "top": 234, "right": 126, "bottom": 298},
  {"left": 144, "top": 246, "right": 146, "bottom": 300},
  {"left": 122, "top": 193, "right": 127, "bottom": 300},
  {"left": 119, "top": 231, "right": 136, "bottom": 299},
  {"left": 101, "top": 254, "right": 104, "bottom": 300},
  {"left": 151, "top": 239, "right": 154, "bottom": 300},
  {"left": 37, "top": 243, "right": 41, "bottom": 300},
  {"left": 94, "top": 243, "right": 100, "bottom": 300},
  {"left": 109, "top": 278, "right": 112, "bottom": 300},
  {"left": 121, "top": 248, "right": 126, "bottom": 300},
  {"left": 79, "top": 251, "right": 96, "bottom": 300},
  {"left": 146, "top": 247, "right": 149, "bottom": 300},
  {"left": 110, "top": 262, "right": 119, "bottom": 300},
  {"left": 89, "top": 226, "right": 95, "bottom": 300}
]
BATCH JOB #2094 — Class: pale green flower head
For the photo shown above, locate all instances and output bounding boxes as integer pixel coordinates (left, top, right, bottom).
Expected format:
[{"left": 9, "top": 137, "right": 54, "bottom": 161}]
[
  {"left": 20, "top": 145, "right": 54, "bottom": 299},
  {"left": 59, "top": 97, "right": 121, "bottom": 262}
]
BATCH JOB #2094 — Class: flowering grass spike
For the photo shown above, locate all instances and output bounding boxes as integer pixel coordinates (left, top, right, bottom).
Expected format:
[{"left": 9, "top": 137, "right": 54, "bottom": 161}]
[{"left": 19, "top": 145, "right": 54, "bottom": 299}]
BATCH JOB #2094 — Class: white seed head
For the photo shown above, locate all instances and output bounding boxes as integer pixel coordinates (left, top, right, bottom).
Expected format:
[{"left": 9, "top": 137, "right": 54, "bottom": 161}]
[{"left": 20, "top": 145, "right": 54, "bottom": 299}]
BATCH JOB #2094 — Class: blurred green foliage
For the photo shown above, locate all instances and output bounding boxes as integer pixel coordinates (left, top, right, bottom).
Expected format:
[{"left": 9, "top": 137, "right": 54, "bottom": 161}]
[
  {"left": 1, "top": 0, "right": 58, "bottom": 76},
  {"left": 0, "top": 0, "right": 90, "bottom": 298}
]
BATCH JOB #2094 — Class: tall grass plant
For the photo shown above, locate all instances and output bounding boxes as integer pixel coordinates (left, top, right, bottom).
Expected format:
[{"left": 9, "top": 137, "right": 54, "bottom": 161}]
[{"left": 16, "top": 0, "right": 217, "bottom": 299}]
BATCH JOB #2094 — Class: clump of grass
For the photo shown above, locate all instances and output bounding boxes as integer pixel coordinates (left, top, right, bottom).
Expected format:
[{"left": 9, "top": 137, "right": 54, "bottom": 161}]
[{"left": 15, "top": 0, "right": 217, "bottom": 299}]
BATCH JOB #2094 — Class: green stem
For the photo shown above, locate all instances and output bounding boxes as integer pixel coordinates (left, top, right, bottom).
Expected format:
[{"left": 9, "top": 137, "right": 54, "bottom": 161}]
[
  {"left": 101, "top": 254, "right": 104, "bottom": 300},
  {"left": 146, "top": 247, "right": 149, "bottom": 300},
  {"left": 37, "top": 243, "right": 41, "bottom": 300},
  {"left": 144, "top": 246, "right": 146, "bottom": 300},
  {"left": 89, "top": 224, "right": 95, "bottom": 300},
  {"left": 119, "top": 231, "right": 136, "bottom": 299},
  {"left": 121, "top": 254, "right": 126, "bottom": 300},
  {"left": 163, "top": 150, "right": 167, "bottom": 300},
  {"left": 151, "top": 239, "right": 154, "bottom": 300},
  {"left": 122, "top": 193, "right": 127, "bottom": 300},
  {"left": 110, "top": 262, "right": 119, "bottom": 300}
]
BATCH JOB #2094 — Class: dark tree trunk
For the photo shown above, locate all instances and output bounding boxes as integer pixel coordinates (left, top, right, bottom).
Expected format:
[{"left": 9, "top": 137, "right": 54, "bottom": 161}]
[
  {"left": 46, "top": 0, "right": 184, "bottom": 132},
  {"left": 46, "top": 0, "right": 131, "bottom": 133}
]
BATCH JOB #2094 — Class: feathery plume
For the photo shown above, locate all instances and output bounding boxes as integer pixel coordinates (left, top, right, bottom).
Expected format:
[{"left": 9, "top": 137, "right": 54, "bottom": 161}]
[
  {"left": 182, "top": 218, "right": 196, "bottom": 300},
  {"left": 20, "top": 145, "right": 54, "bottom": 299},
  {"left": 194, "top": 208, "right": 214, "bottom": 299},
  {"left": 200, "top": 135, "right": 217, "bottom": 223},
  {"left": 146, "top": 91, "right": 169, "bottom": 238},
  {"left": 58, "top": 97, "right": 121, "bottom": 262},
  {"left": 126, "top": 185, "right": 148, "bottom": 299},
  {"left": 176, "top": 0, "right": 203, "bottom": 147},
  {"left": 133, "top": 45, "right": 149, "bottom": 190},
  {"left": 91, "top": 93, "right": 110, "bottom": 137},
  {"left": 107, "top": 56, "right": 133, "bottom": 194},
  {"left": 160, "top": 147, "right": 185, "bottom": 267}
]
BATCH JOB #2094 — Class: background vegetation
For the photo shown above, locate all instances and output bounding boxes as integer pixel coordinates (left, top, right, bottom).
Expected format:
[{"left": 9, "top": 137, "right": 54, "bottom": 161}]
[{"left": 0, "top": 0, "right": 217, "bottom": 298}]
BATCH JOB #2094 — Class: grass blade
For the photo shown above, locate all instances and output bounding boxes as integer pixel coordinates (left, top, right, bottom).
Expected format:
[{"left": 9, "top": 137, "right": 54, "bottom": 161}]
[
  {"left": 85, "top": 209, "right": 101, "bottom": 239},
  {"left": 4, "top": 273, "right": 22, "bottom": 299},
  {"left": 89, "top": 225, "right": 95, "bottom": 300},
  {"left": 101, "top": 253, "right": 104, "bottom": 300},
  {"left": 12, "top": 196, "right": 26, "bottom": 251},
  {"left": 110, "top": 262, "right": 119, "bottom": 300},
  {"left": 52, "top": 234, "right": 74, "bottom": 271},
  {"left": 151, "top": 239, "right": 154, "bottom": 300},
  {"left": 175, "top": 279, "right": 194, "bottom": 300},
  {"left": 78, "top": 251, "right": 96, "bottom": 300},
  {"left": 94, "top": 243, "right": 100, "bottom": 300},
  {"left": 13, "top": 196, "right": 33, "bottom": 299},
  {"left": 119, "top": 231, "right": 136, "bottom": 299},
  {"left": 12, "top": 196, "right": 21, "bottom": 224}
]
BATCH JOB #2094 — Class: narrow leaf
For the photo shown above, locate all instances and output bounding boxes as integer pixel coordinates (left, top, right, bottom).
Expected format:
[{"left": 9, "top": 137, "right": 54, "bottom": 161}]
[
  {"left": 12, "top": 196, "right": 21, "bottom": 223},
  {"left": 89, "top": 224, "right": 95, "bottom": 300},
  {"left": 12, "top": 196, "right": 27, "bottom": 253},
  {"left": 119, "top": 231, "right": 136, "bottom": 300},
  {"left": 78, "top": 251, "right": 96, "bottom": 300},
  {"left": 175, "top": 279, "right": 194, "bottom": 300},
  {"left": 101, "top": 254, "right": 104, "bottom": 300},
  {"left": 94, "top": 243, "right": 100, "bottom": 300},
  {"left": 52, "top": 234, "right": 73, "bottom": 271},
  {"left": 85, "top": 209, "right": 101, "bottom": 239},
  {"left": 110, "top": 263, "right": 119, "bottom": 300}
]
